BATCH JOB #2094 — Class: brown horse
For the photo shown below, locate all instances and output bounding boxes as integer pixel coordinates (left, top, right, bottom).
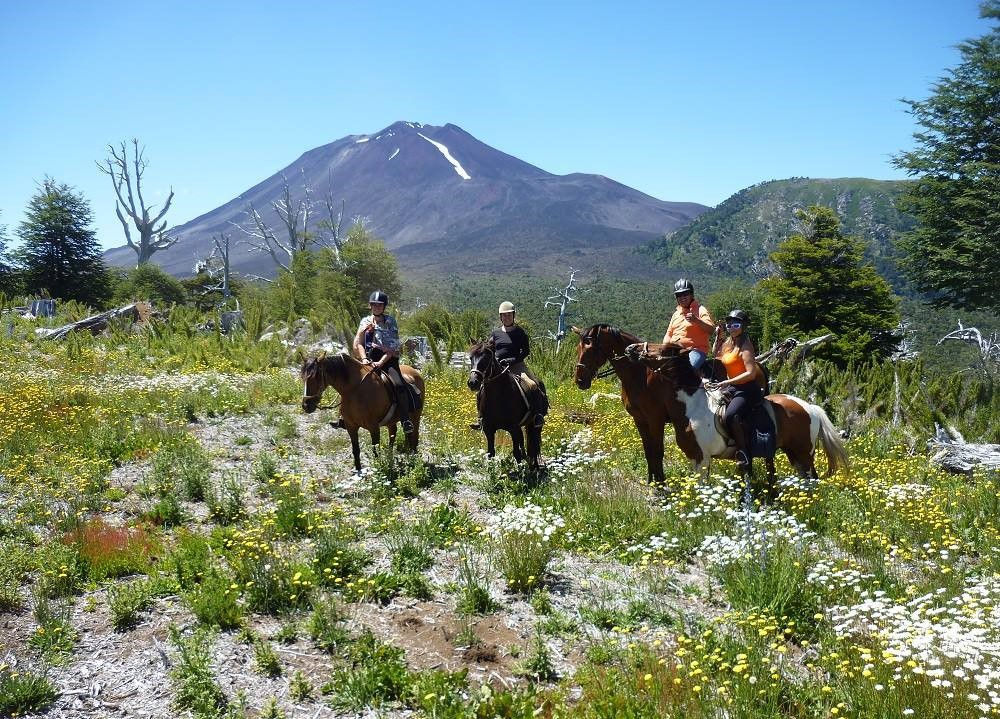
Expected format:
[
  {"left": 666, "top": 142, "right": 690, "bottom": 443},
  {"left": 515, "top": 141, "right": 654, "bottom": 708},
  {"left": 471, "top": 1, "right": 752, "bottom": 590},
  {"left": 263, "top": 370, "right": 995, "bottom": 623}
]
[
  {"left": 626, "top": 342, "right": 849, "bottom": 497},
  {"left": 301, "top": 354, "right": 424, "bottom": 472},
  {"left": 467, "top": 338, "right": 542, "bottom": 468},
  {"left": 573, "top": 324, "right": 700, "bottom": 484}
]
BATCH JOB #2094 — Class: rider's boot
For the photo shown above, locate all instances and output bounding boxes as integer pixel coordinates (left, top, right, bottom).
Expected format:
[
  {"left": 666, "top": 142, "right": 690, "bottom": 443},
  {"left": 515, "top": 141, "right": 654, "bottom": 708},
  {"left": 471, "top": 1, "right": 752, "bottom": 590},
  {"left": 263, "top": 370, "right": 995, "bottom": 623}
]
[
  {"left": 396, "top": 387, "right": 415, "bottom": 435},
  {"left": 729, "top": 418, "right": 752, "bottom": 475}
]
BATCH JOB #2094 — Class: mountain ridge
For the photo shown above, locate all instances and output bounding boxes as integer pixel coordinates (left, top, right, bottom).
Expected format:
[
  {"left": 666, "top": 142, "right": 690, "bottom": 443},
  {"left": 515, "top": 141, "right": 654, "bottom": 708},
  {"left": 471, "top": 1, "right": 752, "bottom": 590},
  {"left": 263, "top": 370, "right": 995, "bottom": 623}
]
[{"left": 104, "top": 121, "right": 708, "bottom": 278}]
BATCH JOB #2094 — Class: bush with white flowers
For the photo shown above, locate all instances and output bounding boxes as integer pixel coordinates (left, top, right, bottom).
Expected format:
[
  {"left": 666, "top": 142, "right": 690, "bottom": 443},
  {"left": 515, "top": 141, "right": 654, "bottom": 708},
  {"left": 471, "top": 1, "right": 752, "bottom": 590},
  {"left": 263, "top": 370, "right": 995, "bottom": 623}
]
[{"left": 488, "top": 503, "right": 565, "bottom": 593}]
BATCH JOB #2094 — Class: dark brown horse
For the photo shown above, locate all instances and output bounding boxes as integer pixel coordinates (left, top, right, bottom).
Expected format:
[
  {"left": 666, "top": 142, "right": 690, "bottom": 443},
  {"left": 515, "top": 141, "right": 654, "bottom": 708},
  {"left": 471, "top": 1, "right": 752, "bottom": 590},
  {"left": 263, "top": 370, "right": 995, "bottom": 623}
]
[
  {"left": 573, "top": 324, "right": 699, "bottom": 484},
  {"left": 301, "top": 354, "right": 424, "bottom": 472},
  {"left": 467, "top": 338, "right": 542, "bottom": 468},
  {"left": 625, "top": 342, "right": 849, "bottom": 497}
]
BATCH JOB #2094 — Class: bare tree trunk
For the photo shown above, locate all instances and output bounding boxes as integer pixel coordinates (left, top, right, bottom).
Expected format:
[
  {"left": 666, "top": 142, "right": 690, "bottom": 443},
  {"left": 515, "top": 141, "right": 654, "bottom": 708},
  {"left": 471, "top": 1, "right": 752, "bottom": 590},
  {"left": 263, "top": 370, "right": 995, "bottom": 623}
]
[{"left": 97, "top": 139, "right": 176, "bottom": 266}]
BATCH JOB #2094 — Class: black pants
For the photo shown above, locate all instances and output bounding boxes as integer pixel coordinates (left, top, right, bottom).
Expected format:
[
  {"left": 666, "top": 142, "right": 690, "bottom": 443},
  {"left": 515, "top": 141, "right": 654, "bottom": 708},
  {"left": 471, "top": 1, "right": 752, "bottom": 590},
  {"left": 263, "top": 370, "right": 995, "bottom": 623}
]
[
  {"left": 369, "top": 351, "right": 412, "bottom": 422},
  {"left": 723, "top": 380, "right": 764, "bottom": 430}
]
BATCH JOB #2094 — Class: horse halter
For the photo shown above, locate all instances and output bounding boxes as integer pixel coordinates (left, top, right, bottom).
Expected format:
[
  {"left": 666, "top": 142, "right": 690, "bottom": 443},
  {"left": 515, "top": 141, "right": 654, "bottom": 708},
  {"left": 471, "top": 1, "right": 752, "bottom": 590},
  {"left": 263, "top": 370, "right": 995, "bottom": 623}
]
[
  {"left": 469, "top": 344, "right": 506, "bottom": 385},
  {"left": 302, "top": 357, "right": 339, "bottom": 408},
  {"left": 577, "top": 326, "right": 625, "bottom": 381}
]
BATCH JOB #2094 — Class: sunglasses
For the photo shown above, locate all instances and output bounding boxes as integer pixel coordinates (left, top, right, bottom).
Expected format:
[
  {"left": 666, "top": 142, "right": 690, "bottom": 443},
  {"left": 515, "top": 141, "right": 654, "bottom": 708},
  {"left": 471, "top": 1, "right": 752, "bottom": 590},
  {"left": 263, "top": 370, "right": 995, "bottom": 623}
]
[{"left": 726, "top": 321, "right": 743, "bottom": 329}]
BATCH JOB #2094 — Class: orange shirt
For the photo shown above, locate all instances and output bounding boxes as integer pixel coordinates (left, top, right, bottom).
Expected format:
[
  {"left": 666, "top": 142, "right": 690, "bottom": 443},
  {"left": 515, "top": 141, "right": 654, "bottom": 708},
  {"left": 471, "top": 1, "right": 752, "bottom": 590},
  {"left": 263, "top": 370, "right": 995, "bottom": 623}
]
[
  {"left": 720, "top": 346, "right": 748, "bottom": 380},
  {"left": 665, "top": 300, "right": 713, "bottom": 352}
]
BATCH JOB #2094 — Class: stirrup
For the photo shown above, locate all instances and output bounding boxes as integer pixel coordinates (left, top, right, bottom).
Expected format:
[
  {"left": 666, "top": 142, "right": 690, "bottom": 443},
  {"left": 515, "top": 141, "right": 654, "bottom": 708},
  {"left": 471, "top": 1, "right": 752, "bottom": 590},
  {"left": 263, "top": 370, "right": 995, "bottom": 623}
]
[
  {"left": 401, "top": 419, "right": 415, "bottom": 434},
  {"left": 533, "top": 414, "right": 545, "bottom": 429},
  {"left": 469, "top": 418, "right": 482, "bottom": 431}
]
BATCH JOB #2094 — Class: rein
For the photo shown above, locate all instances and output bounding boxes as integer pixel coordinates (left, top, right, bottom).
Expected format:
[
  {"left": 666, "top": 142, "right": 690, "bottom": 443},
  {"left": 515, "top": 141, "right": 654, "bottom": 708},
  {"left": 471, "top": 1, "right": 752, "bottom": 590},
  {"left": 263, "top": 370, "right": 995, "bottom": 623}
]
[
  {"left": 469, "top": 345, "right": 510, "bottom": 386},
  {"left": 577, "top": 326, "right": 631, "bottom": 381}
]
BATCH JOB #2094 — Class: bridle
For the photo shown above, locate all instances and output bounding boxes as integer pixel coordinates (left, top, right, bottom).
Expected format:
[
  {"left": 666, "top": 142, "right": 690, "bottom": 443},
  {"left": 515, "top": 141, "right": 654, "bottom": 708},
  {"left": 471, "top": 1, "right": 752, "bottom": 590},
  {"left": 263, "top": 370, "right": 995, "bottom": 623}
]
[
  {"left": 576, "top": 326, "right": 629, "bottom": 381},
  {"left": 469, "top": 344, "right": 508, "bottom": 386},
  {"left": 302, "top": 356, "right": 341, "bottom": 409}
]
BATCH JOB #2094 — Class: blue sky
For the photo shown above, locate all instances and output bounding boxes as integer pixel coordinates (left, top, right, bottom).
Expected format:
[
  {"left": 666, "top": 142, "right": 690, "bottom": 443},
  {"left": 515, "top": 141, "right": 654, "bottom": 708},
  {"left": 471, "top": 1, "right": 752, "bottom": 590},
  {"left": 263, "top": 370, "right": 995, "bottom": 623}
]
[{"left": 0, "top": 0, "right": 988, "bottom": 249}]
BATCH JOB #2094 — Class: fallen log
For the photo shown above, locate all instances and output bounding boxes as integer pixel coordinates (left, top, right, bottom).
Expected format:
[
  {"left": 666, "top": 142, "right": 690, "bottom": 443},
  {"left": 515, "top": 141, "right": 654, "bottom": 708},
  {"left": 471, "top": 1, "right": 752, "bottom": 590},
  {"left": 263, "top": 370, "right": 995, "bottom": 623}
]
[
  {"left": 36, "top": 302, "right": 154, "bottom": 340},
  {"left": 928, "top": 423, "right": 1000, "bottom": 473}
]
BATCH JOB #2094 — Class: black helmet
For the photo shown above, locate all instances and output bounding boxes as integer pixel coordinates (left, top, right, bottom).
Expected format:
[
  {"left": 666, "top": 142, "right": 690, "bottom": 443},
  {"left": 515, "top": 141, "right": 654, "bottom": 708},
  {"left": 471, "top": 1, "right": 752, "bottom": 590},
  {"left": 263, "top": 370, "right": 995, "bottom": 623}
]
[
  {"left": 368, "top": 290, "right": 388, "bottom": 305},
  {"left": 726, "top": 309, "right": 749, "bottom": 324},
  {"left": 673, "top": 278, "right": 694, "bottom": 296}
]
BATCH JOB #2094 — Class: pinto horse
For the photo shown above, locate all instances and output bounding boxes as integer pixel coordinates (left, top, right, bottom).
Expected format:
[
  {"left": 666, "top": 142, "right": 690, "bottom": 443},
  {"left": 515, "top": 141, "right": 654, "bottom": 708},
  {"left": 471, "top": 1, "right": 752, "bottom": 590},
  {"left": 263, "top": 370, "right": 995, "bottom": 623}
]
[
  {"left": 627, "top": 342, "right": 849, "bottom": 497},
  {"left": 467, "top": 338, "right": 542, "bottom": 467},
  {"left": 301, "top": 354, "right": 424, "bottom": 472},
  {"left": 573, "top": 324, "right": 700, "bottom": 484}
]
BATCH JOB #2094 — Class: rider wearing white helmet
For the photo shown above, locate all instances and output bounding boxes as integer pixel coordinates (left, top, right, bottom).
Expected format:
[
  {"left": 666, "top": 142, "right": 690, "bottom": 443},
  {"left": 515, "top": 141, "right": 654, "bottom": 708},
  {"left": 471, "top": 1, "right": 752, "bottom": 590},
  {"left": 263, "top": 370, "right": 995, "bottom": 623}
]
[{"left": 470, "top": 301, "right": 549, "bottom": 430}]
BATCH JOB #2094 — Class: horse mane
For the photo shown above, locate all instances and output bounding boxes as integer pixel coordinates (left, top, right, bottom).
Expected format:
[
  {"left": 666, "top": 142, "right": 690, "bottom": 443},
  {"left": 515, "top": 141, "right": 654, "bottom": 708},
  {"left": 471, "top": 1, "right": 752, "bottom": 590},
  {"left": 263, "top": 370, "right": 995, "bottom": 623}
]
[
  {"left": 468, "top": 336, "right": 494, "bottom": 354},
  {"left": 582, "top": 323, "right": 643, "bottom": 346},
  {"left": 302, "top": 352, "right": 352, "bottom": 383}
]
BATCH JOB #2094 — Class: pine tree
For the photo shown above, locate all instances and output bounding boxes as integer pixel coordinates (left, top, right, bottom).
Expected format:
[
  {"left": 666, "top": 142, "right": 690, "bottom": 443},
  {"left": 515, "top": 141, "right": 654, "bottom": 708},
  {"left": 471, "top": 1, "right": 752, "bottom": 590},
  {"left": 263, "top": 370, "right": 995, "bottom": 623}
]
[
  {"left": 0, "top": 210, "right": 16, "bottom": 295},
  {"left": 892, "top": 2, "right": 1000, "bottom": 311},
  {"left": 762, "top": 206, "right": 899, "bottom": 365},
  {"left": 16, "top": 178, "right": 110, "bottom": 306}
]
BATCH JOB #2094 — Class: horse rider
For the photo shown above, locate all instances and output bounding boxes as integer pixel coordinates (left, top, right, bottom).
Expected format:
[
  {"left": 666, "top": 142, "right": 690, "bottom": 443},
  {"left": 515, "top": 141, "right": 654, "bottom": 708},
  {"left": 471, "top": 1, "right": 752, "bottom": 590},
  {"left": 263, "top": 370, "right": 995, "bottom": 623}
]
[
  {"left": 663, "top": 278, "right": 715, "bottom": 371},
  {"left": 470, "top": 301, "right": 549, "bottom": 431},
  {"left": 353, "top": 290, "right": 414, "bottom": 434},
  {"left": 708, "top": 309, "right": 765, "bottom": 473}
]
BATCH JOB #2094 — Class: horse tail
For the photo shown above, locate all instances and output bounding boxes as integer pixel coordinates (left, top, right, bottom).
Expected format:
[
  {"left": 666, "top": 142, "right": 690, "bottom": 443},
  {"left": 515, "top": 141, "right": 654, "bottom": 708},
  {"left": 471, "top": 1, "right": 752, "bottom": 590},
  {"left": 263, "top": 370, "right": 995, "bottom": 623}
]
[{"left": 811, "top": 404, "right": 849, "bottom": 477}]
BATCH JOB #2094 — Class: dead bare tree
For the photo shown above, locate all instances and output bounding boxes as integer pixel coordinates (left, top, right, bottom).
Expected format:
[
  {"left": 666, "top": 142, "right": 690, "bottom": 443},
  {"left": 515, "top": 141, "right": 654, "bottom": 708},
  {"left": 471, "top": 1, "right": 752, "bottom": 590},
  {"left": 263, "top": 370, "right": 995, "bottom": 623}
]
[
  {"left": 98, "top": 139, "right": 175, "bottom": 266},
  {"left": 937, "top": 321, "right": 1000, "bottom": 364},
  {"left": 233, "top": 172, "right": 348, "bottom": 273},
  {"left": 193, "top": 233, "right": 234, "bottom": 299}
]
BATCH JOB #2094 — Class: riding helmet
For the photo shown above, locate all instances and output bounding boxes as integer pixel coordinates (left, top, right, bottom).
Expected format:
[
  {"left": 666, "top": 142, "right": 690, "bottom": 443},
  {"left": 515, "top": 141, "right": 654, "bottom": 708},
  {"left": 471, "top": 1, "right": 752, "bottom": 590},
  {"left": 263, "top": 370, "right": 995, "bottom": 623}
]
[
  {"left": 673, "top": 278, "right": 694, "bottom": 296},
  {"left": 498, "top": 301, "right": 515, "bottom": 314},
  {"left": 726, "top": 309, "right": 749, "bottom": 324},
  {"left": 368, "top": 290, "right": 389, "bottom": 305}
]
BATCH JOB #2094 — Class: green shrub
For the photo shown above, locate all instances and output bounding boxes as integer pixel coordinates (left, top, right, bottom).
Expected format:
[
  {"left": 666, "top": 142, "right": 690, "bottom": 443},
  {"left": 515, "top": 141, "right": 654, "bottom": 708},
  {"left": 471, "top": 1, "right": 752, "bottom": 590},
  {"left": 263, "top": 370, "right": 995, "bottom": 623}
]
[
  {"left": 184, "top": 569, "right": 243, "bottom": 630},
  {"left": 165, "top": 530, "right": 212, "bottom": 591},
  {"left": 152, "top": 440, "right": 212, "bottom": 502},
  {"left": 169, "top": 626, "right": 229, "bottom": 718},
  {"left": 107, "top": 579, "right": 153, "bottom": 631},
  {"left": 0, "top": 666, "right": 58, "bottom": 716},
  {"left": 206, "top": 474, "right": 246, "bottom": 526},
  {"left": 323, "top": 630, "right": 410, "bottom": 709},
  {"left": 29, "top": 592, "right": 77, "bottom": 660},
  {"left": 308, "top": 594, "right": 349, "bottom": 652},
  {"left": 253, "top": 638, "right": 282, "bottom": 677},
  {"left": 456, "top": 551, "right": 498, "bottom": 615}
]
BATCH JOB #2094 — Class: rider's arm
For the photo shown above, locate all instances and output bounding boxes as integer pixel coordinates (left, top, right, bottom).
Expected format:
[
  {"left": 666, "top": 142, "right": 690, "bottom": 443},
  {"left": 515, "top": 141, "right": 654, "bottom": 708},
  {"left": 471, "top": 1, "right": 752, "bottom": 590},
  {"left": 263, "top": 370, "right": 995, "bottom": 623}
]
[
  {"left": 516, "top": 327, "right": 529, "bottom": 362},
  {"left": 712, "top": 325, "right": 726, "bottom": 355},
  {"left": 692, "top": 305, "right": 715, "bottom": 333},
  {"left": 353, "top": 317, "right": 371, "bottom": 361},
  {"left": 720, "top": 346, "right": 759, "bottom": 386}
]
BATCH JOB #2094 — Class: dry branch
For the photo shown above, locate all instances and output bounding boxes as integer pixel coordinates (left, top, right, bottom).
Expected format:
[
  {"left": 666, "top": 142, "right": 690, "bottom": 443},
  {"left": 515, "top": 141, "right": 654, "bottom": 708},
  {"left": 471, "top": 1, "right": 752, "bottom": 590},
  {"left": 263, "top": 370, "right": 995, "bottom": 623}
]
[{"left": 929, "top": 423, "right": 1000, "bottom": 473}]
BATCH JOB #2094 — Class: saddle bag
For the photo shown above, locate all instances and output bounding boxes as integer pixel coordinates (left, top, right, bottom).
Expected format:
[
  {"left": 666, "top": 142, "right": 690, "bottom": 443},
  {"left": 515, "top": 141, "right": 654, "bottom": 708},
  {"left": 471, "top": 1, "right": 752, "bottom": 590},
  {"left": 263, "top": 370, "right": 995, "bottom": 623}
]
[{"left": 748, "top": 402, "right": 776, "bottom": 459}]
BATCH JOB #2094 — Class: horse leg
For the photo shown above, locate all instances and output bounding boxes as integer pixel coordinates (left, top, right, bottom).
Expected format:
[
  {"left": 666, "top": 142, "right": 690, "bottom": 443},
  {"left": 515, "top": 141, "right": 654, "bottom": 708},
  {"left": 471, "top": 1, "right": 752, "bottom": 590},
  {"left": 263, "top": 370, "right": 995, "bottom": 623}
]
[
  {"left": 348, "top": 427, "right": 362, "bottom": 472},
  {"left": 486, "top": 429, "right": 497, "bottom": 458},
  {"left": 511, "top": 428, "right": 525, "bottom": 463},
  {"left": 648, "top": 421, "right": 666, "bottom": 485},
  {"left": 633, "top": 418, "right": 662, "bottom": 485},
  {"left": 526, "top": 426, "right": 541, "bottom": 469},
  {"left": 764, "top": 456, "right": 778, "bottom": 503},
  {"left": 370, "top": 428, "right": 381, "bottom": 454}
]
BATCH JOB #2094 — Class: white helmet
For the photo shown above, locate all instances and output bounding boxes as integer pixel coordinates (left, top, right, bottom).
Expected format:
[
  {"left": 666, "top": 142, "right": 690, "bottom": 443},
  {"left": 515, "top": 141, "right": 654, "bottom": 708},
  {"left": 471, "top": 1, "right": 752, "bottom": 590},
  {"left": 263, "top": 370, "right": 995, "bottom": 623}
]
[{"left": 498, "top": 301, "right": 515, "bottom": 313}]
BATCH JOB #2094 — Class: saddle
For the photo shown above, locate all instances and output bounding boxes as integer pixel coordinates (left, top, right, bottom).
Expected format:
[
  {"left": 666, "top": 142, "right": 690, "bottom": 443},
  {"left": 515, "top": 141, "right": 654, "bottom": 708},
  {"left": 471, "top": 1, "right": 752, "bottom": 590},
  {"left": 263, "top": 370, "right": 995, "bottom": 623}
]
[
  {"left": 708, "top": 387, "right": 777, "bottom": 459},
  {"left": 372, "top": 367, "right": 423, "bottom": 427}
]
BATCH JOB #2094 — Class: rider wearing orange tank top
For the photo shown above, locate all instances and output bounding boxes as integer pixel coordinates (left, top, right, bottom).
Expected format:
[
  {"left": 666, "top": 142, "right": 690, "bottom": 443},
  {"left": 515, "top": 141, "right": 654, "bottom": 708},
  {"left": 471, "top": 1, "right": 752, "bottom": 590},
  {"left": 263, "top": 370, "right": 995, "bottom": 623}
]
[{"left": 710, "top": 309, "right": 764, "bottom": 473}]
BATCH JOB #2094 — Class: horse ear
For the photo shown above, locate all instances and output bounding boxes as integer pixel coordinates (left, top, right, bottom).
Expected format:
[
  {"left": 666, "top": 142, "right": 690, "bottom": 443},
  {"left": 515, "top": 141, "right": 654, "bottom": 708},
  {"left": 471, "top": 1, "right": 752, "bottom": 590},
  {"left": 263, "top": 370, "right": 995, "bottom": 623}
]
[{"left": 571, "top": 326, "right": 583, "bottom": 336}]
